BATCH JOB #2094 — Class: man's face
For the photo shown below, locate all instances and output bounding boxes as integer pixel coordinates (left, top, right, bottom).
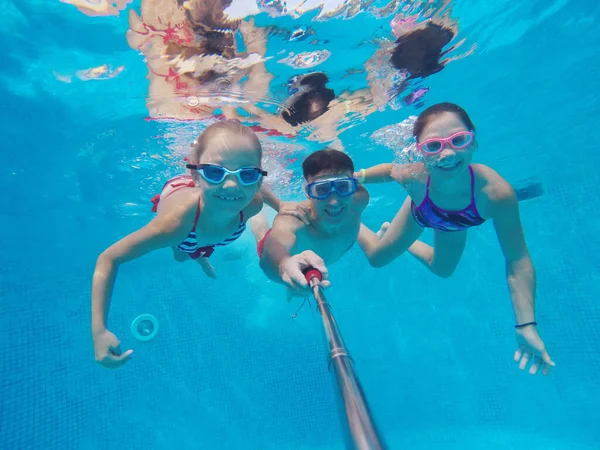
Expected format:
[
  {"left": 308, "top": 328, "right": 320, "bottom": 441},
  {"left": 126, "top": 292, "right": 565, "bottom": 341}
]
[{"left": 305, "top": 170, "right": 356, "bottom": 227}]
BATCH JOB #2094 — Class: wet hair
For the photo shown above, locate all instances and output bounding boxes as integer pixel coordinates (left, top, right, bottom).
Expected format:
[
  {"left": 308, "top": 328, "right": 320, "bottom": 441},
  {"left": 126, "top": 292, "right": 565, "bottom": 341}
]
[
  {"left": 294, "top": 72, "right": 328, "bottom": 89},
  {"left": 282, "top": 73, "right": 335, "bottom": 126},
  {"left": 413, "top": 102, "right": 475, "bottom": 141},
  {"left": 302, "top": 148, "right": 354, "bottom": 180},
  {"left": 390, "top": 22, "right": 455, "bottom": 79},
  {"left": 191, "top": 119, "right": 261, "bottom": 162}
]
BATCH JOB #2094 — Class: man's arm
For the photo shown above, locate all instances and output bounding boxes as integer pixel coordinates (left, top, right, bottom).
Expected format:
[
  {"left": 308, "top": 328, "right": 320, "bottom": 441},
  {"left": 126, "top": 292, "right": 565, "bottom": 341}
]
[
  {"left": 259, "top": 215, "right": 329, "bottom": 293},
  {"left": 352, "top": 185, "right": 370, "bottom": 214},
  {"left": 259, "top": 214, "right": 304, "bottom": 282}
]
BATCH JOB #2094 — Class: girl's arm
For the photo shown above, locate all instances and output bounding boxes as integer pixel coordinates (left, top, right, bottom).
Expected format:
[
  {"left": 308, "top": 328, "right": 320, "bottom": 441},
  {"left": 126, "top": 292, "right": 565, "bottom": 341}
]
[
  {"left": 91, "top": 213, "right": 184, "bottom": 335},
  {"left": 354, "top": 163, "right": 394, "bottom": 184},
  {"left": 490, "top": 180, "right": 554, "bottom": 373},
  {"left": 259, "top": 185, "right": 282, "bottom": 212},
  {"left": 355, "top": 162, "right": 420, "bottom": 186},
  {"left": 243, "top": 192, "right": 266, "bottom": 219},
  {"left": 490, "top": 185, "right": 536, "bottom": 325},
  {"left": 358, "top": 197, "right": 423, "bottom": 267},
  {"left": 259, "top": 185, "right": 312, "bottom": 225}
]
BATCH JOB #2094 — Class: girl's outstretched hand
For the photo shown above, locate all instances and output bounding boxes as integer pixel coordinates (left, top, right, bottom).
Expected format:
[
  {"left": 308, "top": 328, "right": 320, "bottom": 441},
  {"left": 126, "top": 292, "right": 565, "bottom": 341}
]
[
  {"left": 514, "top": 325, "right": 555, "bottom": 376},
  {"left": 93, "top": 329, "right": 133, "bottom": 369}
]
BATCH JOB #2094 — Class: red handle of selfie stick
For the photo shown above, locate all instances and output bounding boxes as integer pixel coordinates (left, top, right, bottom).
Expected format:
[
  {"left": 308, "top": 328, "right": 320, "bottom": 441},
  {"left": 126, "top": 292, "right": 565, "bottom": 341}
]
[{"left": 303, "top": 268, "right": 322, "bottom": 283}]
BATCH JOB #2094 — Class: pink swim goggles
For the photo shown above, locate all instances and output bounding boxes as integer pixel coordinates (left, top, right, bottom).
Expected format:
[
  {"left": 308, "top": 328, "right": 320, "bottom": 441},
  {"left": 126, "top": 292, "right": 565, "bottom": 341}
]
[{"left": 416, "top": 131, "right": 475, "bottom": 154}]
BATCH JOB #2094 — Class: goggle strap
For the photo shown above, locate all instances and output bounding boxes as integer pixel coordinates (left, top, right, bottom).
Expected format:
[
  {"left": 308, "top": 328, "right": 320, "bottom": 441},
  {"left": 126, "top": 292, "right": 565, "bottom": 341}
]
[{"left": 186, "top": 163, "right": 267, "bottom": 176}]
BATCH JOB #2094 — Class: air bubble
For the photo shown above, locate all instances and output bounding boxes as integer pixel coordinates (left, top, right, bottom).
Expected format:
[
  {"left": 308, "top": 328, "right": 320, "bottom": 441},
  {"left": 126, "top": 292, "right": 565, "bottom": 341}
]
[
  {"left": 216, "top": 78, "right": 232, "bottom": 92},
  {"left": 185, "top": 96, "right": 200, "bottom": 107}
]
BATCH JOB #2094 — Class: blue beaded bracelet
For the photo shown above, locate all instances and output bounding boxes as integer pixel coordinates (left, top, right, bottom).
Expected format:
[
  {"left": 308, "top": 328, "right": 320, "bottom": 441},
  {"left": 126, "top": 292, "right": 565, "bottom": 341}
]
[{"left": 515, "top": 321, "right": 537, "bottom": 329}]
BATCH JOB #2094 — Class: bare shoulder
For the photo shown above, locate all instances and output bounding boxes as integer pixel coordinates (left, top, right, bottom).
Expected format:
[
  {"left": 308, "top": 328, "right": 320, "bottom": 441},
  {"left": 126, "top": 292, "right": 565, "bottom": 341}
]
[
  {"left": 353, "top": 185, "right": 370, "bottom": 212},
  {"left": 243, "top": 193, "right": 264, "bottom": 220},
  {"left": 272, "top": 211, "right": 306, "bottom": 233},
  {"left": 471, "top": 164, "right": 517, "bottom": 214},
  {"left": 154, "top": 189, "right": 199, "bottom": 234}
]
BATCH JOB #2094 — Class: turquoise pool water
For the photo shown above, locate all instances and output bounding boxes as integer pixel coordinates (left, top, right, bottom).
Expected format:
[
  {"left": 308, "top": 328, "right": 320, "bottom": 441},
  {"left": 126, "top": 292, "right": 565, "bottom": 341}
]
[{"left": 1, "top": 1, "right": 599, "bottom": 449}]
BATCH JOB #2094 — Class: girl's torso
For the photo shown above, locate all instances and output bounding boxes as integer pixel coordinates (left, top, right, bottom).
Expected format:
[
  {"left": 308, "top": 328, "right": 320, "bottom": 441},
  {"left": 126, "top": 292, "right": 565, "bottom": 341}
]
[
  {"left": 154, "top": 175, "right": 247, "bottom": 258},
  {"left": 404, "top": 163, "right": 492, "bottom": 232}
]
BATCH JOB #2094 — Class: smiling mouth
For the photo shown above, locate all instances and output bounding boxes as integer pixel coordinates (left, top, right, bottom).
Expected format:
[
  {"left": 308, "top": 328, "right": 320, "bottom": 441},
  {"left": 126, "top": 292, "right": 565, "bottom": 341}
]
[
  {"left": 436, "top": 160, "right": 462, "bottom": 171},
  {"left": 325, "top": 207, "right": 345, "bottom": 217},
  {"left": 216, "top": 195, "right": 243, "bottom": 201}
]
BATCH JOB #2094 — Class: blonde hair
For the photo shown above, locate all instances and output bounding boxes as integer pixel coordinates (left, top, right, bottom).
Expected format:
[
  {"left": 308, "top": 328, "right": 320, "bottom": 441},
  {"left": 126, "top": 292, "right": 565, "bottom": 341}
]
[{"left": 190, "top": 119, "right": 261, "bottom": 162}]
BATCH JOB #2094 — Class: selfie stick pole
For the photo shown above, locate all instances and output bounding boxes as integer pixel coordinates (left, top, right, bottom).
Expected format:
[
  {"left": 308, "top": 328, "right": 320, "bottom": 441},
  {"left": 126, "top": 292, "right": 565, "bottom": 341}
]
[{"left": 303, "top": 268, "right": 386, "bottom": 450}]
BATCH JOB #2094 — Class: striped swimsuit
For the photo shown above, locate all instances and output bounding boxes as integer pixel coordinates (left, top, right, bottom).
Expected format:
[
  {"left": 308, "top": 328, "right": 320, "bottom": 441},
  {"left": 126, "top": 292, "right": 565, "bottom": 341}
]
[{"left": 150, "top": 175, "right": 246, "bottom": 259}]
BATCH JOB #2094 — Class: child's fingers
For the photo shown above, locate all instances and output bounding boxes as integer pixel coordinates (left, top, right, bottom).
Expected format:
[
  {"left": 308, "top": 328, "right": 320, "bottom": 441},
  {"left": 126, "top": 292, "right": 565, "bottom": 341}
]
[
  {"left": 100, "top": 349, "right": 133, "bottom": 369},
  {"left": 514, "top": 347, "right": 524, "bottom": 362},
  {"left": 518, "top": 352, "right": 531, "bottom": 371},
  {"left": 298, "top": 205, "right": 311, "bottom": 223},
  {"left": 529, "top": 356, "right": 543, "bottom": 375},
  {"left": 121, "top": 349, "right": 134, "bottom": 359},
  {"left": 541, "top": 350, "right": 555, "bottom": 367}
]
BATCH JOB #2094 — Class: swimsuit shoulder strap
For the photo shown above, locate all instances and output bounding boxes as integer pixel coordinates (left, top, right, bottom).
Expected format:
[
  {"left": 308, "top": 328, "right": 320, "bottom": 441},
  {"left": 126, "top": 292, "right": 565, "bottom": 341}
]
[
  {"left": 190, "top": 195, "right": 202, "bottom": 231},
  {"left": 423, "top": 175, "right": 432, "bottom": 202},
  {"left": 468, "top": 165, "right": 476, "bottom": 205}
]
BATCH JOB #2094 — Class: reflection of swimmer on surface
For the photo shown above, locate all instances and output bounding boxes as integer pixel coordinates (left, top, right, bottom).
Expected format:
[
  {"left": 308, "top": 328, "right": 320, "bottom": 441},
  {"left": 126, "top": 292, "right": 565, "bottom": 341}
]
[
  {"left": 355, "top": 102, "right": 555, "bottom": 377},
  {"left": 54, "top": 64, "right": 125, "bottom": 83},
  {"left": 245, "top": 72, "right": 376, "bottom": 149},
  {"left": 126, "top": 0, "right": 270, "bottom": 121},
  {"left": 367, "top": 7, "right": 474, "bottom": 110},
  {"left": 60, "top": 0, "right": 132, "bottom": 17}
]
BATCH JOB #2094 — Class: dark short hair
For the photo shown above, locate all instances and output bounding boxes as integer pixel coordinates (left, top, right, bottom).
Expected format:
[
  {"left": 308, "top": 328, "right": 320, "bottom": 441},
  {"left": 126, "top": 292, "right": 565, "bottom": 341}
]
[
  {"left": 390, "top": 22, "right": 455, "bottom": 79},
  {"left": 302, "top": 148, "right": 354, "bottom": 180},
  {"left": 282, "top": 72, "right": 335, "bottom": 127},
  {"left": 413, "top": 102, "right": 476, "bottom": 141}
]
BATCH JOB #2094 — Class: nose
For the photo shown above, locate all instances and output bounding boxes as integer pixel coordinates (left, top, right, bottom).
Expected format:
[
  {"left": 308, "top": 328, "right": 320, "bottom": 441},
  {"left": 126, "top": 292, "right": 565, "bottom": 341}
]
[
  {"left": 221, "top": 174, "right": 241, "bottom": 189},
  {"left": 439, "top": 147, "right": 456, "bottom": 159},
  {"left": 326, "top": 193, "right": 340, "bottom": 205}
]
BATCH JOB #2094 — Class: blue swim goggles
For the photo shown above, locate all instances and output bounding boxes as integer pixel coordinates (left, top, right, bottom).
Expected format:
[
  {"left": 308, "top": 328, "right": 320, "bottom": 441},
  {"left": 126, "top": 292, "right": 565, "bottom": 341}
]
[
  {"left": 186, "top": 163, "right": 267, "bottom": 185},
  {"left": 305, "top": 177, "right": 358, "bottom": 200}
]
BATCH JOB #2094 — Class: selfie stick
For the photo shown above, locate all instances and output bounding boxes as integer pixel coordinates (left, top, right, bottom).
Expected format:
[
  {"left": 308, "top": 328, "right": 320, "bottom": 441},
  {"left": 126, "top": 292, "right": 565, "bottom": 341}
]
[{"left": 303, "top": 268, "right": 386, "bottom": 450}]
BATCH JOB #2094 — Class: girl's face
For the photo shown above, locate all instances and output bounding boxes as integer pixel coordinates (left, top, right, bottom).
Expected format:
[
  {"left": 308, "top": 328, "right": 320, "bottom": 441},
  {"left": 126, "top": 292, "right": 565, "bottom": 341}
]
[
  {"left": 194, "top": 131, "right": 263, "bottom": 212},
  {"left": 418, "top": 111, "right": 477, "bottom": 178}
]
